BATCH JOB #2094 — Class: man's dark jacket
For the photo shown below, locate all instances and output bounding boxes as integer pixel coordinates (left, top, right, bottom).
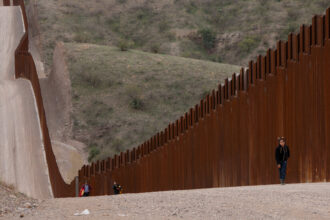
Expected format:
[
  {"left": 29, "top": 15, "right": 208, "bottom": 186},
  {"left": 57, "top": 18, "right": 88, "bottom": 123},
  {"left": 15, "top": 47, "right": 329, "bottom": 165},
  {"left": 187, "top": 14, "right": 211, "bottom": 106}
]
[
  {"left": 275, "top": 145, "right": 290, "bottom": 165},
  {"left": 113, "top": 184, "right": 122, "bottom": 194}
]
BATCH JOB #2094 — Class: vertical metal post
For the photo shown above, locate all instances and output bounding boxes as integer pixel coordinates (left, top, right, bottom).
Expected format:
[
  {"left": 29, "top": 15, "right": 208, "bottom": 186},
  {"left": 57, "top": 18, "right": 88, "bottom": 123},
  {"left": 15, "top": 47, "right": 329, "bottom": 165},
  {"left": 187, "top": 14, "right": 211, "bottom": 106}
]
[{"left": 75, "top": 176, "right": 79, "bottom": 197}]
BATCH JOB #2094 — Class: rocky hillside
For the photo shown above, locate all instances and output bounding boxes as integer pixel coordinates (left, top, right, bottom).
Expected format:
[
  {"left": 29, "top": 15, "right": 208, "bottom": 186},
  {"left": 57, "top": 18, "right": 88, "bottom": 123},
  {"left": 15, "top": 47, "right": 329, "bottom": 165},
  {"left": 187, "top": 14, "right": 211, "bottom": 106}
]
[{"left": 28, "top": 0, "right": 329, "bottom": 73}]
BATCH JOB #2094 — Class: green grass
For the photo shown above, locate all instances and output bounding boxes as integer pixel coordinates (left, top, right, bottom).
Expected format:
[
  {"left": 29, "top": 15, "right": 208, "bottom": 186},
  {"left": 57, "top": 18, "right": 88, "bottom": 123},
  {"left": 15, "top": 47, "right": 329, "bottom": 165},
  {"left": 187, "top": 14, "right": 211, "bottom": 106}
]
[{"left": 64, "top": 43, "right": 240, "bottom": 161}]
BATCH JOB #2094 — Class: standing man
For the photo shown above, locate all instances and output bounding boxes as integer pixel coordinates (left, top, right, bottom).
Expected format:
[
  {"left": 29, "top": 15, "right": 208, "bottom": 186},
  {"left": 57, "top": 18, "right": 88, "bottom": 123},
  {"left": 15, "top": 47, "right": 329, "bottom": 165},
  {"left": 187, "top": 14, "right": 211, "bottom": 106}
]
[
  {"left": 80, "top": 180, "right": 92, "bottom": 197},
  {"left": 275, "top": 137, "right": 290, "bottom": 185}
]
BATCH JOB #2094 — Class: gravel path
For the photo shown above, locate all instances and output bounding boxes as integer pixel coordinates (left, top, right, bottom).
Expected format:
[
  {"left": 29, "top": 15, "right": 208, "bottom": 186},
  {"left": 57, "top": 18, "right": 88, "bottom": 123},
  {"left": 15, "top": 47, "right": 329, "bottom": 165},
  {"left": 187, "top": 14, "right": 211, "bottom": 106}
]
[{"left": 2, "top": 182, "right": 329, "bottom": 219}]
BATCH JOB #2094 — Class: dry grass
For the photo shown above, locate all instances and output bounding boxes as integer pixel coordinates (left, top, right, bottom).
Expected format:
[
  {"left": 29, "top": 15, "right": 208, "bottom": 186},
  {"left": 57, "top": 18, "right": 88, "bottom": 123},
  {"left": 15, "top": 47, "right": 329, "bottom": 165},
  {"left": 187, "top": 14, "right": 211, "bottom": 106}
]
[
  {"left": 28, "top": 0, "right": 330, "bottom": 73},
  {"left": 64, "top": 43, "right": 240, "bottom": 161}
]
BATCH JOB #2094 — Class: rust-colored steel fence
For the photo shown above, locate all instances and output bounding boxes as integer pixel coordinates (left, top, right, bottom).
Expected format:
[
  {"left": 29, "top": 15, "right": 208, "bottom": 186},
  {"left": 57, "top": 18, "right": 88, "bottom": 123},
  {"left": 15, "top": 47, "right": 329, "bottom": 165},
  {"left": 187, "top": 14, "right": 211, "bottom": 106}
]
[
  {"left": 79, "top": 8, "right": 330, "bottom": 196},
  {"left": 4, "top": 0, "right": 330, "bottom": 197}
]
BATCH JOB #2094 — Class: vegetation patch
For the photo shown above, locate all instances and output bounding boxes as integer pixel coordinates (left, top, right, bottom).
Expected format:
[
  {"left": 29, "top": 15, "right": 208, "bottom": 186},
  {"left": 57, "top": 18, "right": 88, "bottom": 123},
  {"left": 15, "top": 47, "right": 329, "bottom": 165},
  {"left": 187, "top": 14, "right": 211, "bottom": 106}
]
[
  {"left": 28, "top": 0, "right": 329, "bottom": 71},
  {"left": 88, "top": 145, "right": 100, "bottom": 162},
  {"left": 64, "top": 43, "right": 240, "bottom": 161},
  {"left": 197, "top": 28, "right": 217, "bottom": 50},
  {"left": 238, "top": 36, "right": 260, "bottom": 56}
]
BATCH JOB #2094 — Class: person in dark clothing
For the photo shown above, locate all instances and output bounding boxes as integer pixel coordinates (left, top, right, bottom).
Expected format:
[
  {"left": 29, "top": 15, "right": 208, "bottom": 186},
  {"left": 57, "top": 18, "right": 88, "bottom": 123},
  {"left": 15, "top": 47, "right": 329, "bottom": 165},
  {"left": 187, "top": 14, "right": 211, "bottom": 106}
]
[
  {"left": 275, "top": 137, "right": 290, "bottom": 185},
  {"left": 112, "top": 181, "right": 122, "bottom": 195}
]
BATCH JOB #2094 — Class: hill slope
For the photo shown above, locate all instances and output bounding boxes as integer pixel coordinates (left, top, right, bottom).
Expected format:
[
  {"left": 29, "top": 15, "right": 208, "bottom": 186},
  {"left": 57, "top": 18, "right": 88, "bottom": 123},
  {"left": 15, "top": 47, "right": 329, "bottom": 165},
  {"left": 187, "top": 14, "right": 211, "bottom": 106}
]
[
  {"left": 27, "top": 0, "right": 329, "bottom": 72},
  {"left": 64, "top": 43, "right": 240, "bottom": 161}
]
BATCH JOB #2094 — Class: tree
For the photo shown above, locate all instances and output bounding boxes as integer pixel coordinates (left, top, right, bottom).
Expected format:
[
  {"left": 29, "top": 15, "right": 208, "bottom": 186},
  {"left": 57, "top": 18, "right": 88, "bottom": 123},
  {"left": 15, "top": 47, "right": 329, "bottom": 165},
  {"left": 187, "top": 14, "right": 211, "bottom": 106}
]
[{"left": 198, "top": 28, "right": 216, "bottom": 50}]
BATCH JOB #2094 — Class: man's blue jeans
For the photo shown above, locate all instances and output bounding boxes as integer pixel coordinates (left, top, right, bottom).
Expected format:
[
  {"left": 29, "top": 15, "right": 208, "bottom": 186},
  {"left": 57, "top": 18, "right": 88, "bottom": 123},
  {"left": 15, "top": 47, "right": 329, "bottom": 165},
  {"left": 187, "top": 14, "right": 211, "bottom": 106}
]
[{"left": 278, "top": 161, "right": 287, "bottom": 180}]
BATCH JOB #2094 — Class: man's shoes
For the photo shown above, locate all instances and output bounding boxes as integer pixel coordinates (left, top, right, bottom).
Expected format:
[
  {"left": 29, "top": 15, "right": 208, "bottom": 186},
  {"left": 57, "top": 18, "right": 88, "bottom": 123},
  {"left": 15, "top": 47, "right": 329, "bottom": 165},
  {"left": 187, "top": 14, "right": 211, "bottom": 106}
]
[{"left": 280, "top": 179, "right": 285, "bottom": 185}]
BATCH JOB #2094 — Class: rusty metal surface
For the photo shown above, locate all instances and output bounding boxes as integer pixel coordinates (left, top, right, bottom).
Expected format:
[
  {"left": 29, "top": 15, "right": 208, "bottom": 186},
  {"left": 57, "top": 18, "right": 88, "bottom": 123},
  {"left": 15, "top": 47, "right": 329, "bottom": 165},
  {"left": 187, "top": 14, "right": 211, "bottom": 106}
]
[
  {"left": 78, "top": 8, "right": 330, "bottom": 196},
  {"left": 5, "top": 0, "right": 330, "bottom": 198}
]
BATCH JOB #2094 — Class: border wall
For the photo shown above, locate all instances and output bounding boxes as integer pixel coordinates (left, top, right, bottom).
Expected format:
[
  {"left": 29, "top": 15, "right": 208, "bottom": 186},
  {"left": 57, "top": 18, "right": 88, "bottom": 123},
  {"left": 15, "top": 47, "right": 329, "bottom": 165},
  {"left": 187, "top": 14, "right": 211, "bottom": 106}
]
[
  {"left": 3, "top": 0, "right": 75, "bottom": 197},
  {"left": 78, "top": 8, "right": 330, "bottom": 196},
  {"left": 3, "top": 0, "right": 330, "bottom": 197}
]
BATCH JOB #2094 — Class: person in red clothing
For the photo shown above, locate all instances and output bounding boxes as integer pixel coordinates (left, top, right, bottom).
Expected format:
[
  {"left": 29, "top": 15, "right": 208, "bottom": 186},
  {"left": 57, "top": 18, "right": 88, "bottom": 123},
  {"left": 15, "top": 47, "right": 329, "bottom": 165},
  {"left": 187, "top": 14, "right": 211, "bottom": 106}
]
[{"left": 80, "top": 180, "right": 92, "bottom": 197}]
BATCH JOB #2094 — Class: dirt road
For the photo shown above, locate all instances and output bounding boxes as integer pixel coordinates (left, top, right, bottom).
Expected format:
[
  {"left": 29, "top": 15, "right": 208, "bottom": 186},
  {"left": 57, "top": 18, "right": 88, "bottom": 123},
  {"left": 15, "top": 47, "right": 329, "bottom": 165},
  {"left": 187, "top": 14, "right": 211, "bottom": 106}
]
[
  {"left": 0, "top": 6, "right": 52, "bottom": 199},
  {"left": 2, "top": 182, "right": 329, "bottom": 219}
]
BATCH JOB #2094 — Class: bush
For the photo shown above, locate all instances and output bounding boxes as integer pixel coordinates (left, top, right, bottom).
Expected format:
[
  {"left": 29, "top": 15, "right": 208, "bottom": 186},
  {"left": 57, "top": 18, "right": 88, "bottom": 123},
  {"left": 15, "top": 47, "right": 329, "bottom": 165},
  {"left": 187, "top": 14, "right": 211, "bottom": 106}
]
[
  {"left": 88, "top": 146, "right": 100, "bottom": 162},
  {"left": 117, "top": 39, "right": 134, "bottom": 51},
  {"left": 130, "top": 97, "right": 144, "bottom": 110},
  {"left": 150, "top": 44, "right": 160, "bottom": 53},
  {"left": 276, "top": 23, "right": 298, "bottom": 41},
  {"left": 126, "top": 86, "right": 145, "bottom": 110},
  {"left": 111, "top": 138, "right": 124, "bottom": 152},
  {"left": 238, "top": 36, "right": 260, "bottom": 54},
  {"left": 166, "top": 32, "right": 176, "bottom": 41},
  {"left": 73, "top": 31, "right": 91, "bottom": 43},
  {"left": 81, "top": 72, "right": 102, "bottom": 88},
  {"left": 186, "top": 2, "right": 197, "bottom": 14},
  {"left": 118, "top": 40, "right": 129, "bottom": 51},
  {"left": 284, "top": 23, "right": 297, "bottom": 36},
  {"left": 158, "top": 20, "right": 170, "bottom": 33},
  {"left": 198, "top": 28, "right": 216, "bottom": 50}
]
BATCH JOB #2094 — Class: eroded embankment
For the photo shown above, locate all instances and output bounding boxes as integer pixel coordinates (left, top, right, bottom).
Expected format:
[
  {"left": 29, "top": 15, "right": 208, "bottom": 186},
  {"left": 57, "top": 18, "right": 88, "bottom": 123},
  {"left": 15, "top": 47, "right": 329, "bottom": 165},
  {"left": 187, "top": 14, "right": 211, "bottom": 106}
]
[{"left": 0, "top": 6, "right": 53, "bottom": 199}]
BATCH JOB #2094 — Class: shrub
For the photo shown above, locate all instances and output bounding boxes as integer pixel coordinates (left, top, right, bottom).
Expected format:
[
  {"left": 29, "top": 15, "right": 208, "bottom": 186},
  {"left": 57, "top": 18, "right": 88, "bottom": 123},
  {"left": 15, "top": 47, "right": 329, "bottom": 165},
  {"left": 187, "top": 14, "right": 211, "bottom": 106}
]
[
  {"left": 111, "top": 138, "right": 125, "bottom": 153},
  {"left": 88, "top": 146, "right": 100, "bottom": 162},
  {"left": 73, "top": 31, "right": 91, "bottom": 43},
  {"left": 210, "top": 54, "right": 222, "bottom": 63},
  {"left": 117, "top": 39, "right": 134, "bottom": 51},
  {"left": 197, "top": 28, "right": 216, "bottom": 50},
  {"left": 118, "top": 40, "right": 129, "bottom": 51},
  {"left": 166, "top": 32, "right": 176, "bottom": 41},
  {"left": 186, "top": 2, "right": 197, "bottom": 14},
  {"left": 277, "top": 23, "right": 298, "bottom": 40},
  {"left": 130, "top": 97, "right": 144, "bottom": 110},
  {"left": 150, "top": 44, "right": 160, "bottom": 53},
  {"left": 126, "top": 86, "right": 145, "bottom": 110},
  {"left": 284, "top": 23, "right": 298, "bottom": 35},
  {"left": 238, "top": 36, "right": 260, "bottom": 54},
  {"left": 81, "top": 72, "right": 101, "bottom": 88},
  {"left": 158, "top": 20, "right": 170, "bottom": 33}
]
